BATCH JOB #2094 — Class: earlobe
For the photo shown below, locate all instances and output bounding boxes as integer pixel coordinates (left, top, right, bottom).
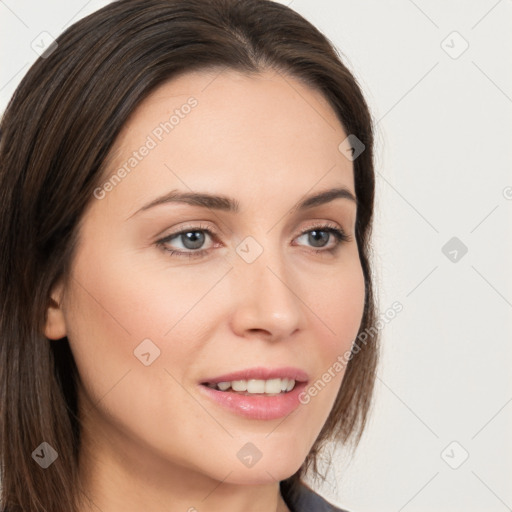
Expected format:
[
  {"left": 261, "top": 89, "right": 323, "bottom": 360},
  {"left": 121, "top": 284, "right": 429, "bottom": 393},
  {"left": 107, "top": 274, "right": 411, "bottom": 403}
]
[{"left": 44, "top": 284, "right": 67, "bottom": 340}]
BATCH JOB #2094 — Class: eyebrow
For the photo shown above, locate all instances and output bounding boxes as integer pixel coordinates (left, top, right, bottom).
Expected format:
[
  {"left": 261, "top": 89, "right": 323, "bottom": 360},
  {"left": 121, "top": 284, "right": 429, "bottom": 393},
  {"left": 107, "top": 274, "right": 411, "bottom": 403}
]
[{"left": 128, "top": 186, "right": 357, "bottom": 219}]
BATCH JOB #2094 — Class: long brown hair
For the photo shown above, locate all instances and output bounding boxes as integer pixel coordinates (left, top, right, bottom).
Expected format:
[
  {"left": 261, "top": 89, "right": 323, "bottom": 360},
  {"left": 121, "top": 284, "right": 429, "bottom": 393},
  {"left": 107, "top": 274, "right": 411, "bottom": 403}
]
[{"left": 0, "top": 0, "right": 379, "bottom": 510}]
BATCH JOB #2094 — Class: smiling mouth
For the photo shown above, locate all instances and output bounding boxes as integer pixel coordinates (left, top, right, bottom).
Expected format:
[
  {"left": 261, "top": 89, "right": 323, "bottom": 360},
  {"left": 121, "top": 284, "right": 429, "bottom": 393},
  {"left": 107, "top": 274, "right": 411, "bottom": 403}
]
[{"left": 201, "top": 377, "right": 296, "bottom": 396}]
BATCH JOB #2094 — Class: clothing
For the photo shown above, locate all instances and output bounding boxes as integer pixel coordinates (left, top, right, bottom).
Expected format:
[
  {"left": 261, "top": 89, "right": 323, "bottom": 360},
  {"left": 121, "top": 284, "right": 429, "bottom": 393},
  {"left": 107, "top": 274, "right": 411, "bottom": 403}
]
[{"left": 280, "top": 480, "right": 350, "bottom": 512}]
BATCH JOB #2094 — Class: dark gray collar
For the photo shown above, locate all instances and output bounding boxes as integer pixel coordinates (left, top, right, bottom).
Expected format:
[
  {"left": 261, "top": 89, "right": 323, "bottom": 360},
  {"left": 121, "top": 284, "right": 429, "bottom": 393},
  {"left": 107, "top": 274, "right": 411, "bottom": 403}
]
[{"left": 280, "top": 480, "right": 350, "bottom": 512}]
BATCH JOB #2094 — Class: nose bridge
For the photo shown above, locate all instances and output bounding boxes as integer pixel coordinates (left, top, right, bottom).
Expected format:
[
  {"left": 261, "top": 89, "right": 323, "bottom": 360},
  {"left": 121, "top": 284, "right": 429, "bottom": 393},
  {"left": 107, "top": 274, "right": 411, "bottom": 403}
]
[{"left": 230, "top": 233, "right": 302, "bottom": 338}]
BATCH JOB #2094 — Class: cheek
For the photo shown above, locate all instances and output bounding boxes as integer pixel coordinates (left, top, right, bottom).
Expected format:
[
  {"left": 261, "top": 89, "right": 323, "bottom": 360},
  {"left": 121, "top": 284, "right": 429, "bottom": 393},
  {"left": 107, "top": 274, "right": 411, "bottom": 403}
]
[
  {"left": 288, "top": 255, "right": 366, "bottom": 416},
  {"left": 304, "top": 255, "right": 366, "bottom": 352},
  {"left": 62, "top": 247, "right": 218, "bottom": 449},
  {"left": 62, "top": 242, "right": 231, "bottom": 390}
]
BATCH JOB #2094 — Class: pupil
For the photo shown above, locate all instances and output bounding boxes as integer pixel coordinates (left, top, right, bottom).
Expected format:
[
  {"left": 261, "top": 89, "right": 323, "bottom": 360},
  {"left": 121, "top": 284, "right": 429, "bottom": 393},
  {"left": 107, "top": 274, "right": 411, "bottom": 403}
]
[
  {"left": 183, "top": 231, "right": 204, "bottom": 250},
  {"left": 309, "top": 230, "right": 328, "bottom": 248}
]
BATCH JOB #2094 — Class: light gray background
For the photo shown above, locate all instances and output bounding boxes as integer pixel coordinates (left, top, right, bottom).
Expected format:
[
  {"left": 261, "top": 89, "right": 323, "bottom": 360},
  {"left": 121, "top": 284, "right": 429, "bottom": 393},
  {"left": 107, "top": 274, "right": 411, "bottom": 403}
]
[{"left": 1, "top": 1, "right": 511, "bottom": 511}]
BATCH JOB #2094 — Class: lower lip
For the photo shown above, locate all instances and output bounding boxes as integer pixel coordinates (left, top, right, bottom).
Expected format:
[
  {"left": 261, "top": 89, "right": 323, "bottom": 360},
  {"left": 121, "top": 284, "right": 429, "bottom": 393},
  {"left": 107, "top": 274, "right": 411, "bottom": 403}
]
[{"left": 198, "top": 382, "right": 308, "bottom": 420}]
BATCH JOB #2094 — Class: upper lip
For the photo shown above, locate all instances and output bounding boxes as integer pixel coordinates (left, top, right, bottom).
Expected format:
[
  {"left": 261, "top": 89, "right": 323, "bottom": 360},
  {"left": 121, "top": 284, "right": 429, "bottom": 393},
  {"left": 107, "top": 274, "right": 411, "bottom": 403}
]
[{"left": 200, "top": 366, "right": 309, "bottom": 385}]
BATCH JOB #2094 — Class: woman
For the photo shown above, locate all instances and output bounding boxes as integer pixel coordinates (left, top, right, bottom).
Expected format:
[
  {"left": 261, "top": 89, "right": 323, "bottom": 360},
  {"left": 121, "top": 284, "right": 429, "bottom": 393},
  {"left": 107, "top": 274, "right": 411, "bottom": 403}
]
[{"left": 0, "top": 1, "right": 379, "bottom": 511}]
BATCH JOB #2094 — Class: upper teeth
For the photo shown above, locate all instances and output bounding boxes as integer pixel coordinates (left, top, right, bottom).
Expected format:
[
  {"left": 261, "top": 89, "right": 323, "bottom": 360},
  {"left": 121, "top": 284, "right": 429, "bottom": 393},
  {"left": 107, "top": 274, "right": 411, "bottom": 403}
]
[{"left": 208, "top": 378, "right": 296, "bottom": 394}]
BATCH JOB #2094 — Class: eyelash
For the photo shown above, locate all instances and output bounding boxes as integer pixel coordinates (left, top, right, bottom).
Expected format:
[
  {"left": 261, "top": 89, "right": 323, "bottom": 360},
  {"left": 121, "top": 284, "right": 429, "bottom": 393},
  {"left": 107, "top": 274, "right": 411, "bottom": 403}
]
[{"left": 155, "top": 222, "right": 351, "bottom": 260}]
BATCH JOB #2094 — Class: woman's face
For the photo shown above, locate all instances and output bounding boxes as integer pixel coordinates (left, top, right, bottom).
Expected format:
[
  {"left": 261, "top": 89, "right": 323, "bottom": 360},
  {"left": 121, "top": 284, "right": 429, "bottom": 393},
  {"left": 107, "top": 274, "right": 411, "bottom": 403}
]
[{"left": 47, "top": 68, "right": 365, "bottom": 486}]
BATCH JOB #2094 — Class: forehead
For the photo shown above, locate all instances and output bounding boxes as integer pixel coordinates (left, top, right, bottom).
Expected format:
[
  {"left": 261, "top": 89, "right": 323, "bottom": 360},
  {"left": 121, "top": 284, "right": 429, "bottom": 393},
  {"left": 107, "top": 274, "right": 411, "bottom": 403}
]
[{"left": 99, "top": 68, "right": 355, "bottom": 215}]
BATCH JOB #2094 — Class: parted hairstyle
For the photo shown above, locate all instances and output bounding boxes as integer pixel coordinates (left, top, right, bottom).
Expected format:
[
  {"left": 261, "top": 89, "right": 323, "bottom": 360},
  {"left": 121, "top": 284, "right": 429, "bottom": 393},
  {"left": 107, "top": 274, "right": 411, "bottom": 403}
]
[{"left": 0, "top": 0, "right": 379, "bottom": 510}]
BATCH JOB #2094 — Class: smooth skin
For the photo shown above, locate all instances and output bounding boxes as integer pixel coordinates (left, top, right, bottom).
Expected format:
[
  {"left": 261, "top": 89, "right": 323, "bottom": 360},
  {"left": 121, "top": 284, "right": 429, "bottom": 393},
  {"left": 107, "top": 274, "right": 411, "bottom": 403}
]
[{"left": 45, "top": 68, "right": 365, "bottom": 512}]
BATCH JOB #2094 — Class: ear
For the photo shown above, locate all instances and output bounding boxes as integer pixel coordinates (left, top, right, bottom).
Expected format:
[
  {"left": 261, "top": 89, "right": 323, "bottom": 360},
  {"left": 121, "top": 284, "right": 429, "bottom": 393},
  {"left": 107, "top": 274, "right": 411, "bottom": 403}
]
[{"left": 44, "top": 282, "right": 67, "bottom": 340}]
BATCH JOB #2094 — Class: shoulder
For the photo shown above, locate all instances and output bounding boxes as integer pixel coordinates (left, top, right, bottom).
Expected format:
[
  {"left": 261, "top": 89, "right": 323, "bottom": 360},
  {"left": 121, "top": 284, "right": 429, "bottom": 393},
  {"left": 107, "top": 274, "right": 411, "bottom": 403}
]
[{"left": 280, "top": 480, "right": 352, "bottom": 512}]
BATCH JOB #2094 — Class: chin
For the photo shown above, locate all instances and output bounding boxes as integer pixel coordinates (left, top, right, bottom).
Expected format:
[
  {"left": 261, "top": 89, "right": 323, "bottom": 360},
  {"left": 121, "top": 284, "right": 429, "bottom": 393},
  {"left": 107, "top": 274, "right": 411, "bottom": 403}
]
[
  {"left": 221, "top": 464, "right": 302, "bottom": 486},
  {"left": 213, "top": 447, "right": 307, "bottom": 486}
]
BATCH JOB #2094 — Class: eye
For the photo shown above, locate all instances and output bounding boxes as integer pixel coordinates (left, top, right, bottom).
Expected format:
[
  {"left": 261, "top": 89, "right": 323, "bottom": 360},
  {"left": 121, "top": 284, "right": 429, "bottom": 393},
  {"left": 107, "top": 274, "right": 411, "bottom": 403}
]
[
  {"left": 155, "top": 222, "right": 352, "bottom": 259},
  {"left": 155, "top": 223, "right": 217, "bottom": 260},
  {"left": 294, "top": 223, "right": 351, "bottom": 254}
]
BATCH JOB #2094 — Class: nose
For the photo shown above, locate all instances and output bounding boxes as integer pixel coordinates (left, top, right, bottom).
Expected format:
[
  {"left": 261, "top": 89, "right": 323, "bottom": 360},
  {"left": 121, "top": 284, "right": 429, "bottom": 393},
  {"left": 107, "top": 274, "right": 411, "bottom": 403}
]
[{"left": 229, "top": 247, "right": 303, "bottom": 341}]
